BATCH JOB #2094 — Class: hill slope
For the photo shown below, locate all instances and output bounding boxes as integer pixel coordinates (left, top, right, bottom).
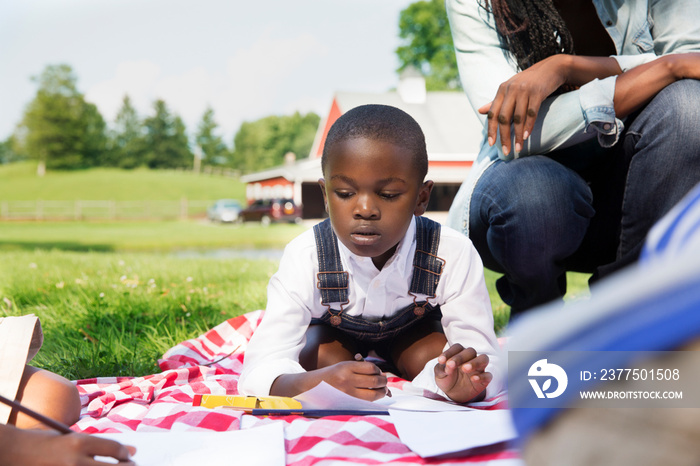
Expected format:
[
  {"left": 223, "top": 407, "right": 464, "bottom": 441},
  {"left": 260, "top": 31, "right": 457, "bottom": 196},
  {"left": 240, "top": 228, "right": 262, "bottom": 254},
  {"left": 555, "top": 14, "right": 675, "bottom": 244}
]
[{"left": 0, "top": 162, "right": 246, "bottom": 202}]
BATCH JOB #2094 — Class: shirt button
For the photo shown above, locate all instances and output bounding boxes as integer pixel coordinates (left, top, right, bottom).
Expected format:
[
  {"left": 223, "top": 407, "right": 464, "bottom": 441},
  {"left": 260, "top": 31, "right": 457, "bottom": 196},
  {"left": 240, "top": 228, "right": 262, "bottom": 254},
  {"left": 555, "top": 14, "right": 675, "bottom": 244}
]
[
  {"left": 606, "top": 20, "right": 613, "bottom": 26},
  {"left": 603, "top": 123, "right": 612, "bottom": 131}
]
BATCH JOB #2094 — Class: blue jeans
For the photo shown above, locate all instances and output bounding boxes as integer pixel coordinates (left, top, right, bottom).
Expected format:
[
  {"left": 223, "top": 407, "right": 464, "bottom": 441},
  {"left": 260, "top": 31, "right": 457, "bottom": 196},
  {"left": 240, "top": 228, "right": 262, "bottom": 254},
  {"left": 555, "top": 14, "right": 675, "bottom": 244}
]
[{"left": 469, "top": 79, "right": 700, "bottom": 314}]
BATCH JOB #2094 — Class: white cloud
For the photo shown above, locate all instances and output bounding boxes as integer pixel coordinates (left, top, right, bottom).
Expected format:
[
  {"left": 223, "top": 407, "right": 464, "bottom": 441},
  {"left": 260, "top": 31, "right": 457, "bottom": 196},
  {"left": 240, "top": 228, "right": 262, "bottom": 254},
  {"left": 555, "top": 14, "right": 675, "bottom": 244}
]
[
  {"left": 155, "top": 67, "right": 214, "bottom": 133},
  {"left": 282, "top": 94, "right": 331, "bottom": 118},
  {"left": 85, "top": 60, "right": 161, "bottom": 122},
  {"left": 216, "top": 31, "right": 330, "bottom": 138},
  {"left": 85, "top": 31, "right": 329, "bottom": 141}
]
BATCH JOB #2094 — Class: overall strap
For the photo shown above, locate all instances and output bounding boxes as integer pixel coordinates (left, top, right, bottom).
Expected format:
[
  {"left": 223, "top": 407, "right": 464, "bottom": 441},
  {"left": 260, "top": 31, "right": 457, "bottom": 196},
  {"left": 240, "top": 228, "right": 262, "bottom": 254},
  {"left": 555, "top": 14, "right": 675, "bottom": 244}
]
[
  {"left": 313, "top": 218, "right": 349, "bottom": 307},
  {"left": 410, "top": 216, "right": 445, "bottom": 298}
]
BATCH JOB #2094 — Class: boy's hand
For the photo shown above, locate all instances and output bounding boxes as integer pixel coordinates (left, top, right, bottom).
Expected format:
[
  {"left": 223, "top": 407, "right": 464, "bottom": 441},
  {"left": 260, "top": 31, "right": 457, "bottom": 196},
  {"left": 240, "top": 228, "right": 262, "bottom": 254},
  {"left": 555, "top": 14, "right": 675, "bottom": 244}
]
[
  {"left": 318, "top": 360, "right": 389, "bottom": 401},
  {"left": 434, "top": 344, "right": 491, "bottom": 403}
]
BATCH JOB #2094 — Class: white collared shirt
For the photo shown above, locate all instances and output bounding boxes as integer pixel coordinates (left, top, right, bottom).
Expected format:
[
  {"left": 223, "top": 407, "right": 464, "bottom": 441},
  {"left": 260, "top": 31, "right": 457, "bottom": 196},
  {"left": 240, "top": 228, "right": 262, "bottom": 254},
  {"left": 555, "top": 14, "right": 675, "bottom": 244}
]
[{"left": 239, "top": 216, "right": 504, "bottom": 399}]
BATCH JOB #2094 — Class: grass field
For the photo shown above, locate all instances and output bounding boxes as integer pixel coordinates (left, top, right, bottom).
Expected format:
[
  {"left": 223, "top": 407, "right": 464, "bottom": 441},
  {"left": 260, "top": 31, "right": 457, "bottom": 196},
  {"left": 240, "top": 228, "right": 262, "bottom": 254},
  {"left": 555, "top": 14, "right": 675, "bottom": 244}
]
[
  {"left": 0, "top": 221, "right": 307, "bottom": 252},
  {"left": 0, "top": 249, "right": 279, "bottom": 379},
  {"left": 0, "top": 161, "right": 246, "bottom": 202}
]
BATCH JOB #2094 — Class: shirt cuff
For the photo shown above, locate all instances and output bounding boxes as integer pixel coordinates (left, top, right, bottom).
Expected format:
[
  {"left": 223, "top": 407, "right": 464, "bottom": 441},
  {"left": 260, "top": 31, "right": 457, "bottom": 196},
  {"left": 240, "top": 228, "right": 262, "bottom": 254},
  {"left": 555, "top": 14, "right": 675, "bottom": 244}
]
[
  {"left": 579, "top": 76, "right": 625, "bottom": 148},
  {"left": 612, "top": 53, "right": 657, "bottom": 72},
  {"left": 238, "top": 359, "right": 306, "bottom": 396},
  {"left": 410, "top": 358, "right": 450, "bottom": 399}
]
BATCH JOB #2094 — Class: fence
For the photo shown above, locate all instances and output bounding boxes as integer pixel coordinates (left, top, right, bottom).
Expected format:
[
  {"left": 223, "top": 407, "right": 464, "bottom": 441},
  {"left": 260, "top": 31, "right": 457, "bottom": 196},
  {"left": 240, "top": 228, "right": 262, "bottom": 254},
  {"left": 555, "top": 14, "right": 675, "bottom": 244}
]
[{"left": 0, "top": 199, "right": 215, "bottom": 221}]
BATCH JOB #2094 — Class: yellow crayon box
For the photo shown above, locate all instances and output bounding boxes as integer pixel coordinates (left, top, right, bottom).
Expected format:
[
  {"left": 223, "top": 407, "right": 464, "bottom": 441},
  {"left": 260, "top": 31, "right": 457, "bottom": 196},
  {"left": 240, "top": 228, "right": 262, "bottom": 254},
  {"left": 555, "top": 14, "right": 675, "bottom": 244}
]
[{"left": 192, "top": 394, "right": 302, "bottom": 411}]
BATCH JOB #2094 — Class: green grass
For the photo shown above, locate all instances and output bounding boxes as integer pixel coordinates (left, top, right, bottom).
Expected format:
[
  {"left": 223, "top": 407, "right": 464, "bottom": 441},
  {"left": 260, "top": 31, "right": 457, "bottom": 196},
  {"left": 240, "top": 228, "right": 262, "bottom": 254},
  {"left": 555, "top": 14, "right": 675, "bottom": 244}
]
[
  {"left": 0, "top": 250, "right": 278, "bottom": 379},
  {"left": 0, "top": 161, "right": 246, "bottom": 202},
  {"left": 0, "top": 221, "right": 306, "bottom": 252}
]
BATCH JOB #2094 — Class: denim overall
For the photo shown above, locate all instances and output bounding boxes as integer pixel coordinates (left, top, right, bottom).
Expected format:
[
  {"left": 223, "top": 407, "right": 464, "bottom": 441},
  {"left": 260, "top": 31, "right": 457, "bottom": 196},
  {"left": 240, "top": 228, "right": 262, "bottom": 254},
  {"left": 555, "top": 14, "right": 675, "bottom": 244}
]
[{"left": 311, "top": 216, "right": 445, "bottom": 343}]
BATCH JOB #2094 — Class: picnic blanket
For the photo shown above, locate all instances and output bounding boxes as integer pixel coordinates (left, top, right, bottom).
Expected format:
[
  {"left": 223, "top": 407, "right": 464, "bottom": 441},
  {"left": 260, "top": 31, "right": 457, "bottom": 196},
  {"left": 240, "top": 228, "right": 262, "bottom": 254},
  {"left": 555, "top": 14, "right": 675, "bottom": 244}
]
[{"left": 74, "top": 311, "right": 521, "bottom": 465}]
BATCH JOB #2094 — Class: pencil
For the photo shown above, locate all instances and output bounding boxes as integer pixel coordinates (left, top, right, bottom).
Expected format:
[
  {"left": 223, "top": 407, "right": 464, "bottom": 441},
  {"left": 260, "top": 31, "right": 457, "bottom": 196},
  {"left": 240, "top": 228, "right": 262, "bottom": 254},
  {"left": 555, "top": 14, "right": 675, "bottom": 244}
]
[{"left": 0, "top": 393, "right": 73, "bottom": 434}]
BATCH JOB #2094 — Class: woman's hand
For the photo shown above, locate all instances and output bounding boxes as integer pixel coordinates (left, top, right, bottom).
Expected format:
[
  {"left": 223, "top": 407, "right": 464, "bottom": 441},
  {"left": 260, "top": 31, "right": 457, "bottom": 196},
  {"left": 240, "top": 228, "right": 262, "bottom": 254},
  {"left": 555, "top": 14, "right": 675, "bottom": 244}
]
[
  {"left": 479, "top": 54, "right": 570, "bottom": 156},
  {"left": 479, "top": 54, "right": 622, "bottom": 156}
]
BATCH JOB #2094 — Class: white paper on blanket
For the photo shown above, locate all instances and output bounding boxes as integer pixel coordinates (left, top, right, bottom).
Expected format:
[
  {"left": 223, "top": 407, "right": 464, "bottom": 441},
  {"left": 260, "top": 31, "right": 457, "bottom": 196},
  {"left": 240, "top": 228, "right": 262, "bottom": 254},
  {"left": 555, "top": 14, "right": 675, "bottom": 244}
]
[
  {"left": 95, "top": 421, "right": 285, "bottom": 466},
  {"left": 390, "top": 409, "right": 518, "bottom": 458},
  {"left": 295, "top": 381, "right": 476, "bottom": 412}
]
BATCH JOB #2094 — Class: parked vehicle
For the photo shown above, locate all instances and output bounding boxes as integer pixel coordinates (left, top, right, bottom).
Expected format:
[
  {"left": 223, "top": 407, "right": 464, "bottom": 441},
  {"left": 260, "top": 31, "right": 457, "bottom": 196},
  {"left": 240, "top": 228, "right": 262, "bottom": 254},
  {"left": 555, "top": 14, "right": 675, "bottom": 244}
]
[
  {"left": 238, "top": 199, "right": 302, "bottom": 226},
  {"left": 207, "top": 199, "right": 243, "bottom": 223}
]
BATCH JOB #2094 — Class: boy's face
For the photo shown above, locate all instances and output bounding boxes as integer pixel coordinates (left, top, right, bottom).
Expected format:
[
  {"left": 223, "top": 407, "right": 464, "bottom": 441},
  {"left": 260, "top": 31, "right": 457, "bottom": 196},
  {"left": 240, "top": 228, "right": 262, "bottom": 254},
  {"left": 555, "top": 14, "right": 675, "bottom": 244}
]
[{"left": 319, "top": 137, "right": 433, "bottom": 269}]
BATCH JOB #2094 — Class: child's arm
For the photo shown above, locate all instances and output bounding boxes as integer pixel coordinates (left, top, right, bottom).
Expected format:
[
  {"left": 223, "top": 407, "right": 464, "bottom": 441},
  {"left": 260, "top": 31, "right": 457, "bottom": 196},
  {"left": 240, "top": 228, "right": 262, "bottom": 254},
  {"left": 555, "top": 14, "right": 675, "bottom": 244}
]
[
  {"left": 270, "top": 360, "right": 389, "bottom": 401},
  {"left": 434, "top": 344, "right": 492, "bottom": 403}
]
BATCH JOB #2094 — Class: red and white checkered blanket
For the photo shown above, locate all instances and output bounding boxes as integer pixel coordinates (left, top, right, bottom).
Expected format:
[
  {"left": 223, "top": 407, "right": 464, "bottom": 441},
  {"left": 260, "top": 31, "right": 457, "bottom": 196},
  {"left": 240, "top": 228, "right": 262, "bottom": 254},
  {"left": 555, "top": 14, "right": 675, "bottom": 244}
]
[{"left": 74, "top": 311, "right": 521, "bottom": 465}]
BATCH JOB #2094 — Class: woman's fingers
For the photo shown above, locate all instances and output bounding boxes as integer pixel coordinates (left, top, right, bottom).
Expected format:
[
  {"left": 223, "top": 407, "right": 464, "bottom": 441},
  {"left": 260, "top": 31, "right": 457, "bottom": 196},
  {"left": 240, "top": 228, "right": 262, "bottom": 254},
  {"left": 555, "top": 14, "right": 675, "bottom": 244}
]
[
  {"left": 512, "top": 92, "right": 533, "bottom": 154},
  {"left": 487, "top": 85, "right": 506, "bottom": 147},
  {"left": 478, "top": 102, "right": 492, "bottom": 115},
  {"left": 497, "top": 97, "right": 516, "bottom": 156},
  {"left": 523, "top": 103, "right": 540, "bottom": 142}
]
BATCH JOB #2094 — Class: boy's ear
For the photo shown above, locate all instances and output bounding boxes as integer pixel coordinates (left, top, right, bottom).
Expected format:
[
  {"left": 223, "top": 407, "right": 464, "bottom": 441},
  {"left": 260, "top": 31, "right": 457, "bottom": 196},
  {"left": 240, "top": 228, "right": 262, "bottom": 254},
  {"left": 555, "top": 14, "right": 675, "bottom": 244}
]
[
  {"left": 318, "top": 178, "right": 329, "bottom": 213},
  {"left": 414, "top": 180, "right": 434, "bottom": 216}
]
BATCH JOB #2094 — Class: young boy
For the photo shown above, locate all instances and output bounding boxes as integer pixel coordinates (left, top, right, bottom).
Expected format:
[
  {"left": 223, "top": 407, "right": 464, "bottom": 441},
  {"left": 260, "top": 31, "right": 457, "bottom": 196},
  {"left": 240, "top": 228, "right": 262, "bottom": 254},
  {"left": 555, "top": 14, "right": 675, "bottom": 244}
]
[{"left": 239, "top": 104, "right": 502, "bottom": 403}]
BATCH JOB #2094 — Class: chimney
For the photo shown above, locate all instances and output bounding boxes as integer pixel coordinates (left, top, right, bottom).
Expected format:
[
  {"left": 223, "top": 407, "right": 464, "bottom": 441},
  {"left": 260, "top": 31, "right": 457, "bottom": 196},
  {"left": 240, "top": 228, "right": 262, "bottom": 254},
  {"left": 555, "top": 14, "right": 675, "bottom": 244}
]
[
  {"left": 284, "top": 152, "right": 296, "bottom": 165},
  {"left": 398, "top": 65, "right": 426, "bottom": 104}
]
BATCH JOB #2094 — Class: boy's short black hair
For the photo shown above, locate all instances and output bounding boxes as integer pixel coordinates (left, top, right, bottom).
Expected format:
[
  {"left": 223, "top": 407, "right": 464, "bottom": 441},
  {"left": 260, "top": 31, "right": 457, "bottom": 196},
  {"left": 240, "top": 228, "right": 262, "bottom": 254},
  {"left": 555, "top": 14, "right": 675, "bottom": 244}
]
[{"left": 321, "top": 104, "right": 428, "bottom": 181}]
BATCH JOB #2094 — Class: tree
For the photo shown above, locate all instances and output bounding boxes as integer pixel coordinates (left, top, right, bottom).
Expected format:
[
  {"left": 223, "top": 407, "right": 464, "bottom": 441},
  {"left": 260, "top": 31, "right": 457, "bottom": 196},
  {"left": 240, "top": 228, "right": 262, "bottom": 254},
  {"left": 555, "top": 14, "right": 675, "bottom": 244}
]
[
  {"left": 231, "top": 111, "right": 320, "bottom": 173},
  {"left": 17, "top": 64, "right": 108, "bottom": 174},
  {"left": 0, "top": 135, "right": 24, "bottom": 164},
  {"left": 81, "top": 102, "right": 108, "bottom": 166},
  {"left": 195, "top": 107, "right": 230, "bottom": 167},
  {"left": 142, "top": 100, "right": 192, "bottom": 169},
  {"left": 107, "top": 95, "right": 144, "bottom": 169},
  {"left": 396, "top": 0, "right": 461, "bottom": 91}
]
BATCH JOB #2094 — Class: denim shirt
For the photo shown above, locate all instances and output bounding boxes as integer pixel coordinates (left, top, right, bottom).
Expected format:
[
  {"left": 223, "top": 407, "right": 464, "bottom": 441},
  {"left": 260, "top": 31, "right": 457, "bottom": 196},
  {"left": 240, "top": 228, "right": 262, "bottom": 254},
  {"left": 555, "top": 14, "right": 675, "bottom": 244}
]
[{"left": 446, "top": 0, "right": 700, "bottom": 233}]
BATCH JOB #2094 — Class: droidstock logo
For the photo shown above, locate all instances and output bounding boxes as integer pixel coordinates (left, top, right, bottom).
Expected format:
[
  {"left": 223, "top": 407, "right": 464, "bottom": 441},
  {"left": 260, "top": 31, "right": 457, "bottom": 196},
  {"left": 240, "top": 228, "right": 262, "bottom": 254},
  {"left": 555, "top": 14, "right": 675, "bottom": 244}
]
[{"left": 528, "top": 359, "right": 568, "bottom": 399}]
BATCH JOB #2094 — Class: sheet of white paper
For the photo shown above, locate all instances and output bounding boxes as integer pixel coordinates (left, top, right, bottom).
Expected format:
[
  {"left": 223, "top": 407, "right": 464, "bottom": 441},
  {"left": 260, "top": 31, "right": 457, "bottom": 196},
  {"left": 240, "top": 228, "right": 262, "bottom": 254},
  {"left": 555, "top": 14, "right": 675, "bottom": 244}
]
[
  {"left": 390, "top": 409, "right": 518, "bottom": 457},
  {"left": 294, "top": 381, "right": 475, "bottom": 412},
  {"left": 95, "top": 421, "right": 285, "bottom": 466}
]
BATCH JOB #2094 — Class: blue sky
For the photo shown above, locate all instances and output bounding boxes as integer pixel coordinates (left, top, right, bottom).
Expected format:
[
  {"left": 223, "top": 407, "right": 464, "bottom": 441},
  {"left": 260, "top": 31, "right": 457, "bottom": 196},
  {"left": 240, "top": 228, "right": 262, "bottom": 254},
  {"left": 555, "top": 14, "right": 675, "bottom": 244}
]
[{"left": 0, "top": 0, "right": 415, "bottom": 143}]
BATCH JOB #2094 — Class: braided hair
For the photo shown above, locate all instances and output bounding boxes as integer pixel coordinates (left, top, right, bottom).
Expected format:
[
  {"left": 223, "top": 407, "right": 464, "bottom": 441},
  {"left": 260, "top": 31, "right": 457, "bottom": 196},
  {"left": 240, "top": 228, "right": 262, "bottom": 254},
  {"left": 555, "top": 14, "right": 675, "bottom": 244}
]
[{"left": 482, "top": 0, "right": 574, "bottom": 71}]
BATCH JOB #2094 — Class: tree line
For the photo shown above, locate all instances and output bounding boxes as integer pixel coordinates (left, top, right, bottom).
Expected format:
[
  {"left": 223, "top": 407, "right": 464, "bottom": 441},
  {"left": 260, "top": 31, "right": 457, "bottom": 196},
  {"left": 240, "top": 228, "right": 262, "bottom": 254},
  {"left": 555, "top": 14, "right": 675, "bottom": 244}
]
[
  {"left": 1, "top": 0, "right": 457, "bottom": 175},
  {"left": 1, "top": 64, "right": 320, "bottom": 176}
]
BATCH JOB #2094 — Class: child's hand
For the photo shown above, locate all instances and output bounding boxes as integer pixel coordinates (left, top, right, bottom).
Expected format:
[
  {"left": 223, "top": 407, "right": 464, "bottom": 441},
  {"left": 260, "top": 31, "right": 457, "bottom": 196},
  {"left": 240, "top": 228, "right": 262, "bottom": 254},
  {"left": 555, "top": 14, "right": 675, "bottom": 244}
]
[
  {"left": 319, "top": 360, "right": 389, "bottom": 401},
  {"left": 0, "top": 427, "right": 136, "bottom": 465},
  {"left": 434, "top": 344, "right": 491, "bottom": 403}
]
